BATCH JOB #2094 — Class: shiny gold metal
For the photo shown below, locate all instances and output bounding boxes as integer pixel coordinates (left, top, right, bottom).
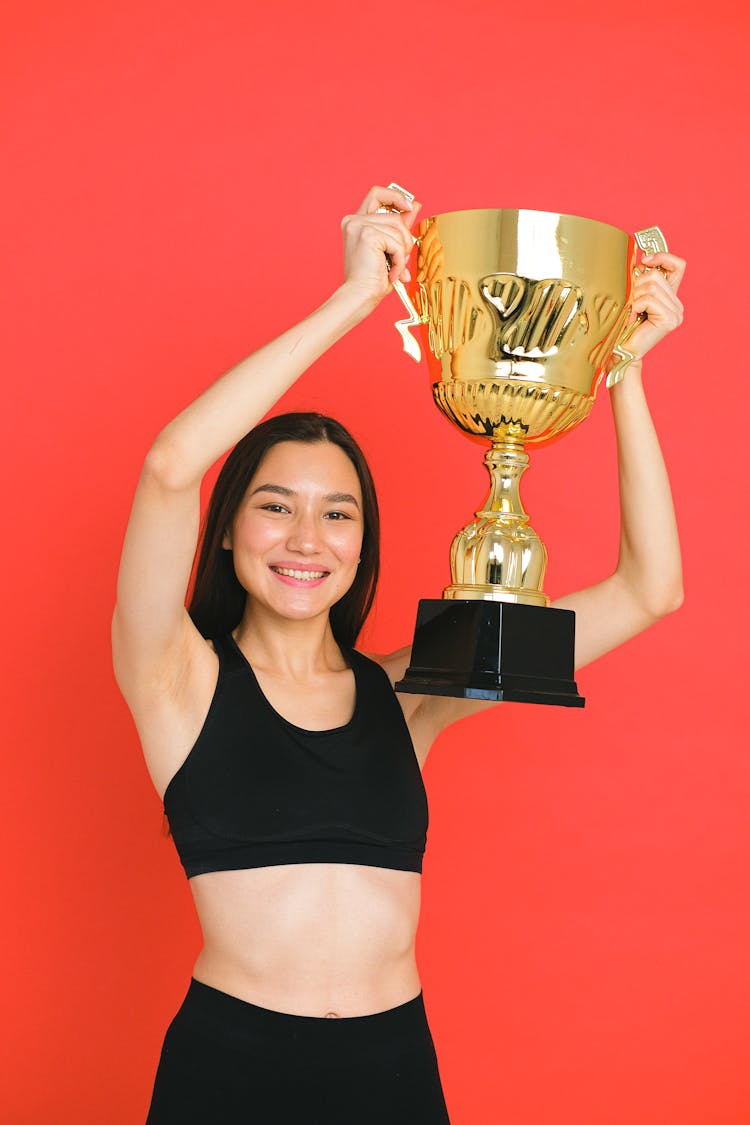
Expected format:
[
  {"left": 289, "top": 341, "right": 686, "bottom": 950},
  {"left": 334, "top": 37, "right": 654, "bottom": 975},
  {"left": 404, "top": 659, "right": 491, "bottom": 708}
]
[
  {"left": 378, "top": 182, "right": 424, "bottom": 361},
  {"left": 398, "top": 207, "right": 666, "bottom": 606},
  {"left": 391, "top": 280, "right": 423, "bottom": 362},
  {"left": 606, "top": 225, "right": 669, "bottom": 387},
  {"left": 386, "top": 182, "right": 415, "bottom": 206},
  {"left": 635, "top": 226, "right": 667, "bottom": 257}
]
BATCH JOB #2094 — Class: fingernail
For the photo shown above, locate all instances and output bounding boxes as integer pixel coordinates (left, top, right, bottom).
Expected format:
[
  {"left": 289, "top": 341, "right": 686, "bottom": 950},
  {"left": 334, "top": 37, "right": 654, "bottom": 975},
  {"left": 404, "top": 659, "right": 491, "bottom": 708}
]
[
  {"left": 403, "top": 268, "right": 411, "bottom": 282},
  {"left": 642, "top": 254, "right": 654, "bottom": 262}
]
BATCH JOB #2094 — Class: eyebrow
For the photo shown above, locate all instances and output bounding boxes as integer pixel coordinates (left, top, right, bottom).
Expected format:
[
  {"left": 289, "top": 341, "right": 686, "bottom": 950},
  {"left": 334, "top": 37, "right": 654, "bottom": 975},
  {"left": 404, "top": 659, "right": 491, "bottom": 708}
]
[{"left": 249, "top": 484, "right": 360, "bottom": 508}]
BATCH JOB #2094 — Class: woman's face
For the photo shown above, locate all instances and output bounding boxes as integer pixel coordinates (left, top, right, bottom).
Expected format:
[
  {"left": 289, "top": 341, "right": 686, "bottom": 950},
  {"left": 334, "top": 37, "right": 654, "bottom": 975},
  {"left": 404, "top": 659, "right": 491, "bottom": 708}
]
[{"left": 224, "top": 440, "right": 364, "bottom": 625}]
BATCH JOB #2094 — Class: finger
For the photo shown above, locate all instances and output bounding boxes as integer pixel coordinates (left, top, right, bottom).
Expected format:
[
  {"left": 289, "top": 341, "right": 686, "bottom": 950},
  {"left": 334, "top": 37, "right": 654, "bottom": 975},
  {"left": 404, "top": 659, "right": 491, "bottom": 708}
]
[
  {"left": 385, "top": 243, "right": 408, "bottom": 281},
  {"left": 381, "top": 213, "right": 419, "bottom": 264},
  {"left": 356, "top": 186, "right": 390, "bottom": 215},
  {"left": 631, "top": 291, "right": 684, "bottom": 328},
  {"left": 632, "top": 272, "right": 679, "bottom": 302},
  {"left": 632, "top": 291, "right": 671, "bottom": 318},
  {"left": 369, "top": 212, "right": 417, "bottom": 263},
  {"left": 358, "top": 185, "right": 419, "bottom": 217},
  {"left": 404, "top": 201, "right": 422, "bottom": 230},
  {"left": 632, "top": 272, "right": 683, "bottom": 317},
  {"left": 346, "top": 212, "right": 416, "bottom": 259},
  {"left": 632, "top": 270, "right": 675, "bottom": 300},
  {"left": 374, "top": 207, "right": 420, "bottom": 262},
  {"left": 632, "top": 294, "right": 682, "bottom": 333},
  {"left": 362, "top": 219, "right": 410, "bottom": 278},
  {"left": 640, "top": 252, "right": 687, "bottom": 292}
]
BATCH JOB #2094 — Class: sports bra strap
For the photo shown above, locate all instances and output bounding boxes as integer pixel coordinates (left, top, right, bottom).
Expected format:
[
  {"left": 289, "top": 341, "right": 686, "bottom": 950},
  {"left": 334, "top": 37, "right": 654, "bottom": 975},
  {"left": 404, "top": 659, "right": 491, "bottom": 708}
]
[{"left": 211, "top": 633, "right": 246, "bottom": 673}]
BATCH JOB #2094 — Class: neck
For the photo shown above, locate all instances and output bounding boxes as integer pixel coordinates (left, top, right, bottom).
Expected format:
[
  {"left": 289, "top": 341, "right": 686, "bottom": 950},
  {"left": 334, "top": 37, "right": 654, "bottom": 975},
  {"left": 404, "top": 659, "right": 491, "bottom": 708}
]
[{"left": 233, "top": 603, "right": 345, "bottom": 678}]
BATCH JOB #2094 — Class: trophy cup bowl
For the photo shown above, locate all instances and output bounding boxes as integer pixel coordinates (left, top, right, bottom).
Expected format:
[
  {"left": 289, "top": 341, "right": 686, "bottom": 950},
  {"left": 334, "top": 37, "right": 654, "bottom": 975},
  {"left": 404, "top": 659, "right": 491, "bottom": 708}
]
[{"left": 393, "top": 207, "right": 665, "bottom": 705}]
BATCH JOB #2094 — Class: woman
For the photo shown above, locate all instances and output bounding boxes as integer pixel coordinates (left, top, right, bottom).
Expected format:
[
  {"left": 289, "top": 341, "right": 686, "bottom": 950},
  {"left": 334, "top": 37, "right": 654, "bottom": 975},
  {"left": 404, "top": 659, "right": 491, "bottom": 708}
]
[{"left": 113, "top": 185, "right": 685, "bottom": 1123}]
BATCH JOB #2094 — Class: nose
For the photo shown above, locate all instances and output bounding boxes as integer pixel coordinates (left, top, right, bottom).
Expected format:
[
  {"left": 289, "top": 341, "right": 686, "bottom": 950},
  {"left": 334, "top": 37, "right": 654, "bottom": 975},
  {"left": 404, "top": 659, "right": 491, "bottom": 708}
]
[{"left": 285, "top": 509, "right": 322, "bottom": 555}]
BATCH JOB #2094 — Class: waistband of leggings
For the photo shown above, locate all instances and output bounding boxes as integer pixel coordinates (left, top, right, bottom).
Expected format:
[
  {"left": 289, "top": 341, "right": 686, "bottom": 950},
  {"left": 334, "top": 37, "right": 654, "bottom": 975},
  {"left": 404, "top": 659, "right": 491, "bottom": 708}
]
[{"left": 177, "top": 978, "right": 428, "bottom": 1049}]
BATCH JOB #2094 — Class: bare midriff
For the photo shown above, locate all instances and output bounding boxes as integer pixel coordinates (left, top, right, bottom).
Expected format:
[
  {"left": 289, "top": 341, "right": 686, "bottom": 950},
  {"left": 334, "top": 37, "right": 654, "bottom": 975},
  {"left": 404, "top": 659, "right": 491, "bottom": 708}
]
[{"left": 189, "top": 863, "right": 422, "bottom": 1018}]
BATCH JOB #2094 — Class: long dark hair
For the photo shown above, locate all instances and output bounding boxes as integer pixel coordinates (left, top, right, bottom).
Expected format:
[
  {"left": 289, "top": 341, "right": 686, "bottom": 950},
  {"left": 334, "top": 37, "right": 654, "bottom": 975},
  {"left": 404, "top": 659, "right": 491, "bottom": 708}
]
[{"left": 188, "top": 413, "right": 380, "bottom": 649}]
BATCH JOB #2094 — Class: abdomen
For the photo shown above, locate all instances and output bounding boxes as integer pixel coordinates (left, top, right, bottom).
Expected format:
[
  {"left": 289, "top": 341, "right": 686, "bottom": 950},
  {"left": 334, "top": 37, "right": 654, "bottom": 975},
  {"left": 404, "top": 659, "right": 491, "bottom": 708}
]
[{"left": 188, "top": 863, "right": 422, "bottom": 1016}]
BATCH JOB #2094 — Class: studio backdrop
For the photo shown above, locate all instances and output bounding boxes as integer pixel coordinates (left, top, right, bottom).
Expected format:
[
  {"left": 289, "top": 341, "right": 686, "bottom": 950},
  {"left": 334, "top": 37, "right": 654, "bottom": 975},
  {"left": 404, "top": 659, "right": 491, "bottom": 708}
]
[{"left": 3, "top": 1, "right": 748, "bottom": 1121}]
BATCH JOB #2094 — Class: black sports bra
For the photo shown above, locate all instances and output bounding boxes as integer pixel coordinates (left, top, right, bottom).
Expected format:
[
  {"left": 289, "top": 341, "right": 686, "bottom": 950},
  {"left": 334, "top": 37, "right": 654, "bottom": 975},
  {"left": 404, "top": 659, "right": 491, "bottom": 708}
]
[{"left": 163, "top": 635, "right": 428, "bottom": 878}]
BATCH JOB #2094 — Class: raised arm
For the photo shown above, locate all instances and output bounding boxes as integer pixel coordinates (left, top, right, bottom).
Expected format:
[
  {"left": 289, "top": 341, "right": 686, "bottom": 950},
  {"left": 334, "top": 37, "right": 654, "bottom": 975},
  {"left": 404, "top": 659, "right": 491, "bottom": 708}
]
[
  {"left": 399, "top": 252, "right": 686, "bottom": 761},
  {"left": 552, "top": 252, "right": 685, "bottom": 669},
  {"left": 112, "top": 187, "right": 420, "bottom": 709}
]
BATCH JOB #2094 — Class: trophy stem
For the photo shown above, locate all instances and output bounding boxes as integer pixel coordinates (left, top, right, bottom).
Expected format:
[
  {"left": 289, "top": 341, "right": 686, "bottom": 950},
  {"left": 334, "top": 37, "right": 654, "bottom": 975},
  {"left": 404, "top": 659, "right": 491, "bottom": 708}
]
[
  {"left": 444, "top": 439, "right": 549, "bottom": 606},
  {"left": 397, "top": 440, "right": 581, "bottom": 706},
  {"left": 480, "top": 439, "right": 531, "bottom": 519}
]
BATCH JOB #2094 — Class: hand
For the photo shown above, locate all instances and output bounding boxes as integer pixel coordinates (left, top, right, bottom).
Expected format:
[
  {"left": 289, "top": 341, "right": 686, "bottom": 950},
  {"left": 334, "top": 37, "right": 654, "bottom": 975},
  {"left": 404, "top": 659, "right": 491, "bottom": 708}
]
[
  {"left": 340, "top": 185, "right": 421, "bottom": 308},
  {"left": 626, "top": 252, "right": 686, "bottom": 360}
]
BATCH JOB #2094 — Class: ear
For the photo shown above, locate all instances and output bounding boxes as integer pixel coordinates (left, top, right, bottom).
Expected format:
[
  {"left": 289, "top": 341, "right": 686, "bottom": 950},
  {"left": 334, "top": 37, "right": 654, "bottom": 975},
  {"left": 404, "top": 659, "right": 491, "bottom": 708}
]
[{"left": 221, "top": 529, "right": 232, "bottom": 550}]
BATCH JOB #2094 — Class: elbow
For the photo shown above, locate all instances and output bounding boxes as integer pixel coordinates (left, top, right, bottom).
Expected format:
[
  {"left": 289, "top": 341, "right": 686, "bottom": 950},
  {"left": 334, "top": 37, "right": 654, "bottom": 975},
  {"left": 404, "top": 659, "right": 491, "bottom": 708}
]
[
  {"left": 618, "top": 553, "right": 684, "bottom": 623},
  {"left": 657, "top": 589, "right": 684, "bottom": 620},
  {"left": 142, "top": 435, "right": 197, "bottom": 493},
  {"left": 667, "top": 582, "right": 685, "bottom": 615},
  {"left": 643, "top": 580, "right": 685, "bottom": 622}
]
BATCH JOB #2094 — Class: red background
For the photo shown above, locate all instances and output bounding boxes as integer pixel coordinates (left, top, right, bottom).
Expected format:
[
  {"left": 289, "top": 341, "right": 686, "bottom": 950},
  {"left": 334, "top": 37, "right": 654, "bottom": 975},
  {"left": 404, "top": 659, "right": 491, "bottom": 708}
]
[{"left": 3, "top": 1, "right": 748, "bottom": 1121}]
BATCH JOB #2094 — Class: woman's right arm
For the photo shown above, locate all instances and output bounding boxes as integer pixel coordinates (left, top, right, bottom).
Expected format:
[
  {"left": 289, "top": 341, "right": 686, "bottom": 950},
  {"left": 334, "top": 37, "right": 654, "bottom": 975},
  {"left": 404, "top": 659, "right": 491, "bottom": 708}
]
[{"left": 112, "top": 187, "right": 420, "bottom": 714}]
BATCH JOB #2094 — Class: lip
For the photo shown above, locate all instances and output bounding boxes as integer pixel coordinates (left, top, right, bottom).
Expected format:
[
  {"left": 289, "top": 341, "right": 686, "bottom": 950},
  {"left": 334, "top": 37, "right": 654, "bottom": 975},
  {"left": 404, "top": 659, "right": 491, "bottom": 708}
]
[{"left": 269, "top": 563, "right": 330, "bottom": 588}]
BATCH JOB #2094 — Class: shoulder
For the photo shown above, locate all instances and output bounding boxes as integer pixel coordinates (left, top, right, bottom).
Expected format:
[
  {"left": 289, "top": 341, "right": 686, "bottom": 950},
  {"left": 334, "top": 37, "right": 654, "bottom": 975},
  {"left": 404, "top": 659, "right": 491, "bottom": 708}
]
[
  {"left": 361, "top": 645, "right": 500, "bottom": 766},
  {"left": 359, "top": 646, "right": 421, "bottom": 721},
  {"left": 359, "top": 646, "right": 410, "bottom": 682},
  {"left": 117, "top": 626, "right": 222, "bottom": 799}
]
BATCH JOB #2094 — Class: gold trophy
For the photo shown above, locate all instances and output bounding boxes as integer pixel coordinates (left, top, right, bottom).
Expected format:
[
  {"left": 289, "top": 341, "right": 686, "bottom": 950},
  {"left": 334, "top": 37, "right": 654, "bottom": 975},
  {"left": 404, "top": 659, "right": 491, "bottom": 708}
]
[{"left": 386, "top": 194, "right": 667, "bottom": 705}]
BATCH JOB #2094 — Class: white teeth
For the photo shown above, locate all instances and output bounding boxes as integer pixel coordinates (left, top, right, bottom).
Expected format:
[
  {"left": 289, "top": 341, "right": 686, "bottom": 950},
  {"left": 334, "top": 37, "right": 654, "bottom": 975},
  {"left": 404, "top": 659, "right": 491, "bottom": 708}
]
[{"left": 272, "top": 567, "right": 327, "bottom": 581}]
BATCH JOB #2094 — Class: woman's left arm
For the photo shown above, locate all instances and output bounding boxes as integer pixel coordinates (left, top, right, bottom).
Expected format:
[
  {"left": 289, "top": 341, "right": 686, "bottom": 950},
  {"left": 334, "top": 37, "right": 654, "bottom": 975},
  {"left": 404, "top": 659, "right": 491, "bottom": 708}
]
[{"left": 553, "top": 251, "right": 686, "bottom": 670}]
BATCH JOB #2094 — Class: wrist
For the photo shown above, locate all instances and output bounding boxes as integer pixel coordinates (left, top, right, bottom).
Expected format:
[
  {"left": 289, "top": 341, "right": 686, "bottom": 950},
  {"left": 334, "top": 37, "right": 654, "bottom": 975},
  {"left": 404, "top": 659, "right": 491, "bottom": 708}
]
[
  {"left": 332, "top": 280, "right": 383, "bottom": 321},
  {"left": 609, "top": 357, "right": 643, "bottom": 391},
  {"left": 622, "top": 357, "right": 643, "bottom": 382},
  {"left": 609, "top": 359, "right": 648, "bottom": 415}
]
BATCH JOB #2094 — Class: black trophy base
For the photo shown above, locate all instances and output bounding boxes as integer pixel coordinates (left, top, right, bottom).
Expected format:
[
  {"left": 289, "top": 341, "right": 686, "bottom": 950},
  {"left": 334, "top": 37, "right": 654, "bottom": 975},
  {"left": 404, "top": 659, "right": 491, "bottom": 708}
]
[{"left": 395, "top": 599, "right": 584, "bottom": 708}]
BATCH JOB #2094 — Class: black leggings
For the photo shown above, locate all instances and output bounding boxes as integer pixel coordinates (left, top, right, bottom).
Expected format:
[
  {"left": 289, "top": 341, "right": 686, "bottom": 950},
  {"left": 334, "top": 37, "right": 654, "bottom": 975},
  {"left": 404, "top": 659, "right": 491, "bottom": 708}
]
[{"left": 146, "top": 979, "right": 451, "bottom": 1124}]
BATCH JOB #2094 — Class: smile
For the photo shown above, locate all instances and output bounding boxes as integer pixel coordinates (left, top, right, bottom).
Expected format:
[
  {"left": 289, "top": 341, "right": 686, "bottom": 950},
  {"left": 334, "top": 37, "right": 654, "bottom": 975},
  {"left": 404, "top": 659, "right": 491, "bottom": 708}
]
[{"left": 270, "top": 567, "right": 328, "bottom": 581}]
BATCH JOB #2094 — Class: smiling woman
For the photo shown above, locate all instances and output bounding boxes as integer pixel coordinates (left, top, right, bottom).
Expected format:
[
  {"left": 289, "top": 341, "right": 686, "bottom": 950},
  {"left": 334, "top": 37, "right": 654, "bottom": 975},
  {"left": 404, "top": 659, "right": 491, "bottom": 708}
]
[
  {"left": 189, "top": 412, "right": 380, "bottom": 650},
  {"left": 111, "top": 184, "right": 684, "bottom": 1124},
  {"left": 225, "top": 442, "right": 363, "bottom": 619}
]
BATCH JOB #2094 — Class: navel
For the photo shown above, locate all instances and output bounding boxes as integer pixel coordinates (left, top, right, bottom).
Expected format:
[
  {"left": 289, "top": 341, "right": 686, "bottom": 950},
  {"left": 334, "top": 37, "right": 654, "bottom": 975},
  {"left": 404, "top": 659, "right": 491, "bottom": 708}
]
[{"left": 324, "top": 1010, "right": 339, "bottom": 1018}]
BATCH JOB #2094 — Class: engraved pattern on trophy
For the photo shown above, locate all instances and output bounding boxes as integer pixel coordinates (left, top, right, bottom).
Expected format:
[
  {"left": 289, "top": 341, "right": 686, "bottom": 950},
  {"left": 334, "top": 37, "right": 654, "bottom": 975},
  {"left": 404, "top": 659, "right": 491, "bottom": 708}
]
[
  {"left": 414, "top": 216, "right": 484, "bottom": 364},
  {"left": 432, "top": 381, "right": 593, "bottom": 445},
  {"left": 431, "top": 272, "right": 600, "bottom": 446},
  {"left": 418, "top": 277, "right": 481, "bottom": 360},
  {"left": 634, "top": 226, "right": 667, "bottom": 258},
  {"left": 480, "top": 275, "right": 584, "bottom": 361},
  {"left": 587, "top": 294, "right": 630, "bottom": 373}
]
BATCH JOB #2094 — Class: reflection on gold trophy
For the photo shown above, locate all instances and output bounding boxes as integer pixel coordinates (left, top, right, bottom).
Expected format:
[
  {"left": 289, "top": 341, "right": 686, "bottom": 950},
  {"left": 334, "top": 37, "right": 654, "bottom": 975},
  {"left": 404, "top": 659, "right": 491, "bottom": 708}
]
[{"left": 390, "top": 205, "right": 667, "bottom": 705}]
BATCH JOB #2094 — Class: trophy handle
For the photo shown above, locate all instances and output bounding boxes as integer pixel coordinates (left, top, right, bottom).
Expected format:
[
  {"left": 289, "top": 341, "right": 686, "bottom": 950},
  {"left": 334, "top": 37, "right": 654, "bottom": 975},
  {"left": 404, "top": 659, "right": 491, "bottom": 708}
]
[
  {"left": 391, "top": 279, "right": 425, "bottom": 363},
  {"left": 606, "top": 225, "right": 669, "bottom": 388},
  {"left": 377, "top": 182, "right": 426, "bottom": 363}
]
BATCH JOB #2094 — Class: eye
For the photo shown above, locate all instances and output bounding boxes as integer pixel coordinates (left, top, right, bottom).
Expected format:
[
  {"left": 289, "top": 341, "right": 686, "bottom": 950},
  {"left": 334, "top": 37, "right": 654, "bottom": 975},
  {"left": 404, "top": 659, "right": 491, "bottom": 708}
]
[
  {"left": 260, "top": 503, "right": 290, "bottom": 514},
  {"left": 324, "top": 510, "right": 352, "bottom": 521}
]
